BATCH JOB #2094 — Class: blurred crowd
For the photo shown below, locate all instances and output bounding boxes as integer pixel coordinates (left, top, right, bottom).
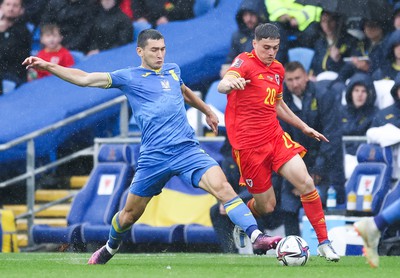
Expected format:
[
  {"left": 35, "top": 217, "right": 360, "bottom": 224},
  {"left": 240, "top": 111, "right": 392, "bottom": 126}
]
[{"left": 0, "top": 0, "right": 198, "bottom": 95}]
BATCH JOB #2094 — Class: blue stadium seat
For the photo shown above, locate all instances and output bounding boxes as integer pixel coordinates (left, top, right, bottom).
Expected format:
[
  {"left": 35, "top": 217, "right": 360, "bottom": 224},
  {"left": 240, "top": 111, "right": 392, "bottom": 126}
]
[
  {"left": 81, "top": 188, "right": 130, "bottom": 244},
  {"left": 70, "top": 50, "right": 86, "bottom": 64},
  {"left": 183, "top": 224, "right": 219, "bottom": 244},
  {"left": 379, "top": 180, "right": 400, "bottom": 243},
  {"left": 131, "top": 224, "right": 184, "bottom": 244},
  {"left": 193, "top": 0, "right": 216, "bottom": 17},
  {"left": 133, "top": 21, "right": 152, "bottom": 42},
  {"left": 31, "top": 144, "right": 134, "bottom": 245},
  {"left": 288, "top": 47, "right": 315, "bottom": 73},
  {"left": 345, "top": 143, "right": 393, "bottom": 215},
  {"left": 380, "top": 180, "right": 400, "bottom": 213},
  {"left": 205, "top": 80, "right": 227, "bottom": 114},
  {"left": 2, "top": 80, "right": 17, "bottom": 94}
]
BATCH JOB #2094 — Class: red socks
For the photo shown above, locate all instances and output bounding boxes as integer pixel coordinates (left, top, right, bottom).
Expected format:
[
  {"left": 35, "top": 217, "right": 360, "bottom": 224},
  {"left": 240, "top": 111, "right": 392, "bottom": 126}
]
[{"left": 301, "top": 189, "right": 328, "bottom": 243}]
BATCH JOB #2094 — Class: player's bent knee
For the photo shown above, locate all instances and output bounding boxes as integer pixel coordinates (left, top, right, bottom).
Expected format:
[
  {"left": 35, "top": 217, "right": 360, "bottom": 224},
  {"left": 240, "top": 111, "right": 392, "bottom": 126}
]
[
  {"left": 257, "top": 201, "right": 276, "bottom": 214},
  {"left": 212, "top": 181, "right": 237, "bottom": 202}
]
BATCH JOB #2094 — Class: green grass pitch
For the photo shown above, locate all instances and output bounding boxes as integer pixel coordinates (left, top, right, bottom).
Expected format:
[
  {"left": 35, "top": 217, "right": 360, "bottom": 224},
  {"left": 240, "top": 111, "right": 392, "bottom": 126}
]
[{"left": 0, "top": 253, "right": 399, "bottom": 278}]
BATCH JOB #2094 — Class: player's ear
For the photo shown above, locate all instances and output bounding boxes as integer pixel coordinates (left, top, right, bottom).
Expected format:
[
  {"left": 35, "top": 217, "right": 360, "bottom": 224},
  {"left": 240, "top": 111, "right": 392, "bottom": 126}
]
[{"left": 136, "top": 47, "right": 143, "bottom": 57}]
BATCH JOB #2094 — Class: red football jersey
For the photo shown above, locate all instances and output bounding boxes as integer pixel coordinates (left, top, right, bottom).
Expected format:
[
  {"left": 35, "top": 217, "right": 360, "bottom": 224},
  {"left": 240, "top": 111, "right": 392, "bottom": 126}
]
[
  {"left": 225, "top": 50, "right": 285, "bottom": 150},
  {"left": 36, "top": 47, "right": 74, "bottom": 78}
]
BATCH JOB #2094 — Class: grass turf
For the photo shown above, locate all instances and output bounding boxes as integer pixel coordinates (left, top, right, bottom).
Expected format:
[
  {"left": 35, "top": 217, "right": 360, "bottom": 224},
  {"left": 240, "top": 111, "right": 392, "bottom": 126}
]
[{"left": 0, "top": 253, "right": 399, "bottom": 278}]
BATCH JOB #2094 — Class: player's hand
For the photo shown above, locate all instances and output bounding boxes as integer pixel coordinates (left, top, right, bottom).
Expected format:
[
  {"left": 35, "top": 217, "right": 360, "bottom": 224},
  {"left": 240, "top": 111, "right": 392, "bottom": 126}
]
[
  {"left": 205, "top": 109, "right": 219, "bottom": 135},
  {"left": 22, "top": 56, "right": 48, "bottom": 71},
  {"left": 228, "top": 77, "right": 250, "bottom": 90},
  {"left": 302, "top": 126, "right": 329, "bottom": 142}
]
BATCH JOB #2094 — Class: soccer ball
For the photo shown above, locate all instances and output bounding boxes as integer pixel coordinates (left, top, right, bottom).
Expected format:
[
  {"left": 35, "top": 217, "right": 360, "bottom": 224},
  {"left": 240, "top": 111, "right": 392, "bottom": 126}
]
[{"left": 276, "top": 235, "right": 310, "bottom": 266}]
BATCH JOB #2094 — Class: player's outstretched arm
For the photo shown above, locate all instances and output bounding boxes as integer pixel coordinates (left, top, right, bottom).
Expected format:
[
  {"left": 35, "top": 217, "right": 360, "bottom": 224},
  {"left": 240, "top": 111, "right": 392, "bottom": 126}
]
[
  {"left": 22, "top": 56, "right": 110, "bottom": 88},
  {"left": 181, "top": 84, "right": 219, "bottom": 135},
  {"left": 276, "top": 99, "right": 329, "bottom": 142}
]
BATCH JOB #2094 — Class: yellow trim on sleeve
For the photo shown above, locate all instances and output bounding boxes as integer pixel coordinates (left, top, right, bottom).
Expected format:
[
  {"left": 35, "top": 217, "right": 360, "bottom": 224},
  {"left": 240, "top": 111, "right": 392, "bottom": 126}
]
[
  {"left": 225, "top": 70, "right": 241, "bottom": 78},
  {"left": 104, "top": 73, "right": 112, "bottom": 89}
]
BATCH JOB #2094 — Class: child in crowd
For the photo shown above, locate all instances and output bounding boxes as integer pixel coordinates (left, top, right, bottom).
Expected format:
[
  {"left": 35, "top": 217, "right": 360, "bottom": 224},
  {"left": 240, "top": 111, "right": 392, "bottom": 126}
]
[{"left": 29, "top": 23, "right": 74, "bottom": 80}]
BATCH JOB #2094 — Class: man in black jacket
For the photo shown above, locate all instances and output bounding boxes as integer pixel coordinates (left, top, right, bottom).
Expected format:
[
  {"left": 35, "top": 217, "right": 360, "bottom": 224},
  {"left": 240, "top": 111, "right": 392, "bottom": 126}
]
[
  {"left": 132, "top": 0, "right": 195, "bottom": 28},
  {"left": 40, "top": 0, "right": 97, "bottom": 53},
  {"left": 219, "top": 0, "right": 268, "bottom": 78},
  {"left": 0, "top": 0, "right": 32, "bottom": 95}
]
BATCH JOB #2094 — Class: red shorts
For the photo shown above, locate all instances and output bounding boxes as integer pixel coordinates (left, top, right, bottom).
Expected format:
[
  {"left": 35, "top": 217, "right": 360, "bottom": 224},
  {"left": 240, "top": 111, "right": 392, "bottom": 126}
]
[{"left": 233, "top": 132, "right": 306, "bottom": 194}]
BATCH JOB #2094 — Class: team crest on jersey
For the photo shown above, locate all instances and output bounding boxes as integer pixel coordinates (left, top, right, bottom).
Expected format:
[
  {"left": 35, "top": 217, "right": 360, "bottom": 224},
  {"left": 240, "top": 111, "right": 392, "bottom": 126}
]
[
  {"left": 161, "top": 79, "right": 171, "bottom": 90},
  {"left": 169, "top": 69, "right": 179, "bottom": 81},
  {"left": 245, "top": 179, "right": 253, "bottom": 187},
  {"left": 275, "top": 74, "right": 280, "bottom": 85},
  {"left": 232, "top": 57, "right": 244, "bottom": 68},
  {"left": 258, "top": 74, "right": 264, "bottom": 79}
]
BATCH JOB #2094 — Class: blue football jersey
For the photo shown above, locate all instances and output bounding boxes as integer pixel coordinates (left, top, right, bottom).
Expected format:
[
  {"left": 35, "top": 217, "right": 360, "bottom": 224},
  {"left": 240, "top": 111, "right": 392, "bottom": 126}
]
[{"left": 109, "top": 63, "right": 197, "bottom": 151}]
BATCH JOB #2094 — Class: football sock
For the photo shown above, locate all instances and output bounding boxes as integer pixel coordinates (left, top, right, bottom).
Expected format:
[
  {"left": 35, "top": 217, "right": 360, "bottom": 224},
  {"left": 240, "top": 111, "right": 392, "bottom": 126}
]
[
  {"left": 107, "top": 212, "right": 131, "bottom": 250},
  {"left": 246, "top": 198, "right": 262, "bottom": 218},
  {"left": 224, "top": 196, "right": 259, "bottom": 238},
  {"left": 375, "top": 198, "right": 400, "bottom": 231},
  {"left": 301, "top": 189, "right": 328, "bottom": 243},
  {"left": 250, "top": 229, "right": 262, "bottom": 243}
]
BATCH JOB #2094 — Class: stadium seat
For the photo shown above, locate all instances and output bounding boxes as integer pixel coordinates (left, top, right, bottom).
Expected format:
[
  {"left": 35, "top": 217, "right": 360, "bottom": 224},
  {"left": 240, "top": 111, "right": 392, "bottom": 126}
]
[
  {"left": 204, "top": 80, "right": 227, "bottom": 114},
  {"left": 183, "top": 224, "right": 219, "bottom": 244},
  {"left": 133, "top": 21, "right": 152, "bottom": 42},
  {"left": 31, "top": 144, "right": 134, "bottom": 245},
  {"left": 379, "top": 180, "right": 400, "bottom": 254},
  {"left": 131, "top": 224, "right": 184, "bottom": 244},
  {"left": 70, "top": 50, "right": 86, "bottom": 64},
  {"left": 2, "top": 80, "right": 17, "bottom": 94},
  {"left": 193, "top": 0, "right": 216, "bottom": 17},
  {"left": 380, "top": 180, "right": 400, "bottom": 214},
  {"left": 345, "top": 143, "right": 393, "bottom": 215},
  {"left": 81, "top": 188, "right": 130, "bottom": 244},
  {"left": 288, "top": 47, "right": 315, "bottom": 73}
]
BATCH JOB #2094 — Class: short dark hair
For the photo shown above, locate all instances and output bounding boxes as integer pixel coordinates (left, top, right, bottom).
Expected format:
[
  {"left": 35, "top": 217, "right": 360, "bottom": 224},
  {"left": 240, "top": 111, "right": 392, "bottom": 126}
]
[
  {"left": 284, "top": 61, "right": 306, "bottom": 73},
  {"left": 137, "top": 29, "right": 164, "bottom": 48},
  {"left": 255, "top": 23, "right": 280, "bottom": 41}
]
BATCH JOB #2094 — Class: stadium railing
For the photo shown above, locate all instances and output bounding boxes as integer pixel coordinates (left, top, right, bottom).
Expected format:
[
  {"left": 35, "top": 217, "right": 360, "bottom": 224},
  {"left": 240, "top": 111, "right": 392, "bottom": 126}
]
[{"left": 0, "top": 95, "right": 130, "bottom": 246}]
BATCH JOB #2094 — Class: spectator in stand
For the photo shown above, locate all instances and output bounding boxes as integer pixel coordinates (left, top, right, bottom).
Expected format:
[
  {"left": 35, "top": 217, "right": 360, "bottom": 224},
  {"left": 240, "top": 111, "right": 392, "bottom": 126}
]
[
  {"left": 309, "top": 10, "right": 358, "bottom": 80},
  {"left": 341, "top": 73, "right": 379, "bottom": 155},
  {"left": 87, "top": 0, "right": 133, "bottom": 56},
  {"left": 131, "top": 0, "right": 195, "bottom": 28},
  {"left": 40, "top": 0, "right": 98, "bottom": 54},
  {"left": 280, "top": 62, "right": 345, "bottom": 235},
  {"left": 264, "top": 0, "right": 321, "bottom": 54},
  {"left": 392, "top": 2, "right": 400, "bottom": 31},
  {"left": 20, "top": 0, "right": 48, "bottom": 27},
  {"left": 0, "top": 0, "right": 31, "bottom": 95},
  {"left": 119, "top": 0, "right": 133, "bottom": 21},
  {"left": 371, "top": 73, "right": 400, "bottom": 128},
  {"left": 28, "top": 23, "right": 74, "bottom": 80},
  {"left": 219, "top": 0, "right": 268, "bottom": 78},
  {"left": 338, "top": 19, "right": 389, "bottom": 82},
  {"left": 372, "top": 30, "right": 400, "bottom": 80}
]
